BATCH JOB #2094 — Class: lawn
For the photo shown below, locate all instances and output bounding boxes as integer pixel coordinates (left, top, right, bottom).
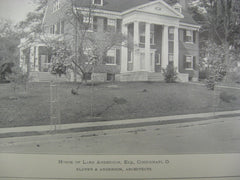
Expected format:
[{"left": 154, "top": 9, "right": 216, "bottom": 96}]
[{"left": 1, "top": 81, "right": 240, "bottom": 128}]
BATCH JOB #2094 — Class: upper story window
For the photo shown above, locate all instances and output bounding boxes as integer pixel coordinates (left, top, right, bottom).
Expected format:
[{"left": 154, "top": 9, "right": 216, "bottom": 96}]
[
  {"left": 83, "top": 15, "right": 93, "bottom": 31},
  {"left": 105, "top": 49, "right": 116, "bottom": 65},
  {"left": 184, "top": 55, "right": 196, "bottom": 70},
  {"left": 173, "top": 3, "right": 182, "bottom": 13},
  {"left": 92, "top": 0, "right": 103, "bottom": 6},
  {"left": 139, "top": 23, "right": 154, "bottom": 45},
  {"left": 184, "top": 30, "right": 193, "bottom": 43},
  {"left": 52, "top": 0, "right": 60, "bottom": 12},
  {"left": 107, "top": 18, "right": 116, "bottom": 32},
  {"left": 49, "top": 20, "right": 64, "bottom": 34}
]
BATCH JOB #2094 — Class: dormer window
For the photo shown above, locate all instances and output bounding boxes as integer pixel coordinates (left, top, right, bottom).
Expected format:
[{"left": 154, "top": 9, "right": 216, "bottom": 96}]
[
  {"left": 92, "top": 0, "right": 103, "bottom": 6},
  {"left": 52, "top": 0, "right": 60, "bottom": 12},
  {"left": 173, "top": 3, "right": 182, "bottom": 13}
]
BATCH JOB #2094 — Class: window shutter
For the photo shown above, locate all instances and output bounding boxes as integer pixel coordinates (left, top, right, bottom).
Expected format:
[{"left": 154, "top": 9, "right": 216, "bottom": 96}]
[
  {"left": 116, "top": 19, "right": 122, "bottom": 33},
  {"left": 104, "top": 18, "right": 108, "bottom": 31},
  {"left": 61, "top": 21, "right": 64, "bottom": 34},
  {"left": 193, "top": 31, "right": 196, "bottom": 43},
  {"left": 183, "top": 55, "right": 187, "bottom": 69},
  {"left": 56, "top": 22, "right": 60, "bottom": 34},
  {"left": 116, "top": 49, "right": 121, "bottom": 65},
  {"left": 93, "top": 16, "right": 97, "bottom": 32},
  {"left": 183, "top": 30, "right": 187, "bottom": 42},
  {"left": 193, "top": 56, "right": 196, "bottom": 70}
]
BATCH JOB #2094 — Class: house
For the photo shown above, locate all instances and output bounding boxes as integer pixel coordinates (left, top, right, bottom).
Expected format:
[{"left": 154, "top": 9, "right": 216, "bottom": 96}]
[{"left": 19, "top": 0, "right": 200, "bottom": 82}]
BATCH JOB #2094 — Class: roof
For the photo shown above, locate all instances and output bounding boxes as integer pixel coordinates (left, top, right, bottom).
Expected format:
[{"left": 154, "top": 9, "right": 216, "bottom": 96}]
[
  {"left": 74, "top": 0, "right": 156, "bottom": 12},
  {"left": 180, "top": 10, "right": 198, "bottom": 25},
  {"left": 74, "top": 0, "right": 198, "bottom": 25}
]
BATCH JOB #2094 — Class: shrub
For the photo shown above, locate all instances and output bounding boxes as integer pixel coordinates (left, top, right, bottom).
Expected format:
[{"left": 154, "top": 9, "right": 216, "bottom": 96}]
[
  {"left": 162, "top": 62, "right": 177, "bottom": 83},
  {"left": 51, "top": 62, "right": 67, "bottom": 77},
  {"left": 206, "top": 75, "right": 216, "bottom": 90}
]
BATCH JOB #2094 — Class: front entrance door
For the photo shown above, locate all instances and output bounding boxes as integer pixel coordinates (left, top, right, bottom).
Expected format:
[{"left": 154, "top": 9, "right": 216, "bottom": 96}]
[{"left": 40, "top": 55, "right": 51, "bottom": 72}]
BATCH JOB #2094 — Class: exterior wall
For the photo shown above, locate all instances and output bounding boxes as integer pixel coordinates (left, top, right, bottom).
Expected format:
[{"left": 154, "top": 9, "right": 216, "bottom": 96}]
[{"left": 179, "top": 28, "right": 199, "bottom": 81}]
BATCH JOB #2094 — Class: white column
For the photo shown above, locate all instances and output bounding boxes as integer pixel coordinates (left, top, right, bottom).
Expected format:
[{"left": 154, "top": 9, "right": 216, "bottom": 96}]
[
  {"left": 174, "top": 26, "right": 179, "bottom": 72},
  {"left": 162, "top": 25, "right": 168, "bottom": 69},
  {"left": 145, "top": 22, "right": 151, "bottom": 71},
  {"left": 133, "top": 21, "right": 139, "bottom": 71},
  {"left": 121, "top": 24, "right": 128, "bottom": 73}
]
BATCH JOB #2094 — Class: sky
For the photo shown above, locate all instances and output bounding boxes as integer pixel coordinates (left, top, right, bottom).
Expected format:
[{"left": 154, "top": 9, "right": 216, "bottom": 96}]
[{"left": 0, "top": 0, "right": 36, "bottom": 24}]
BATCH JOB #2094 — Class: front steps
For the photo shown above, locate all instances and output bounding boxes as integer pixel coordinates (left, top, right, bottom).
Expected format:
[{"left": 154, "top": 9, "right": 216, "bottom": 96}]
[{"left": 148, "top": 72, "right": 164, "bottom": 82}]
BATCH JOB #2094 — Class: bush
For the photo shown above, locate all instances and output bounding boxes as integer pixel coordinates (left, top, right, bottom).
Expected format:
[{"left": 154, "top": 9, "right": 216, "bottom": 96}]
[
  {"left": 199, "top": 69, "right": 208, "bottom": 80},
  {"left": 206, "top": 75, "right": 216, "bottom": 90},
  {"left": 162, "top": 62, "right": 177, "bottom": 83},
  {"left": 51, "top": 62, "right": 67, "bottom": 77}
]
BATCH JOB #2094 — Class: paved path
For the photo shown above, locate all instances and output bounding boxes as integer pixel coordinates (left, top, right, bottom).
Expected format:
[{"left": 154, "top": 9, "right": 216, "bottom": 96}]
[
  {"left": 1, "top": 116, "right": 240, "bottom": 154},
  {"left": 1, "top": 110, "right": 240, "bottom": 135}
]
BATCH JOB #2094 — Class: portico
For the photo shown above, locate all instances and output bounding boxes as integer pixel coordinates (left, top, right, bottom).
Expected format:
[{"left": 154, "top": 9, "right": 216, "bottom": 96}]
[{"left": 120, "top": 1, "right": 183, "bottom": 74}]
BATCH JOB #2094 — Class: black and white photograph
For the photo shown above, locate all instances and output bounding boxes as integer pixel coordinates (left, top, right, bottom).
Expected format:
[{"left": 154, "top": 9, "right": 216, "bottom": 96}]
[{"left": 0, "top": 0, "right": 240, "bottom": 179}]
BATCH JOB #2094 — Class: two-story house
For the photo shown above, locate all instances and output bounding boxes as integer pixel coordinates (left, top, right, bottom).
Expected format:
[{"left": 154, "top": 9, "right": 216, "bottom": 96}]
[{"left": 19, "top": 0, "right": 200, "bottom": 82}]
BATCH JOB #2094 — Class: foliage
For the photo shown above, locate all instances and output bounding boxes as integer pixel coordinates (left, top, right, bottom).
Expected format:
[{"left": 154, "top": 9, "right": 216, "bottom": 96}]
[
  {"left": 0, "top": 19, "right": 20, "bottom": 81},
  {"left": 51, "top": 63, "right": 67, "bottom": 76},
  {"left": 17, "top": 0, "right": 48, "bottom": 35},
  {"left": 162, "top": 62, "right": 177, "bottom": 83}
]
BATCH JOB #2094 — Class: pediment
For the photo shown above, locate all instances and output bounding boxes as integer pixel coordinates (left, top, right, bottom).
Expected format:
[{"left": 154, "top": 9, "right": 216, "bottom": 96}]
[{"left": 137, "top": 1, "right": 183, "bottom": 18}]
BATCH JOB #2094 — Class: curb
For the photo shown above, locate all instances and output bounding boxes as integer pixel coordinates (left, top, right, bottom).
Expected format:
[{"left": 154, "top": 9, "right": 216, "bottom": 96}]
[{"left": 1, "top": 110, "right": 240, "bottom": 137}]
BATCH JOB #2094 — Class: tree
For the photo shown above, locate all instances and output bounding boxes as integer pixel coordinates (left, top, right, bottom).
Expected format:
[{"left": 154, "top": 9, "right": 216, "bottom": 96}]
[
  {"left": 0, "top": 19, "right": 19, "bottom": 81},
  {"left": 189, "top": 0, "right": 240, "bottom": 84},
  {"left": 40, "top": 0, "right": 125, "bottom": 84},
  {"left": 17, "top": 0, "right": 48, "bottom": 36}
]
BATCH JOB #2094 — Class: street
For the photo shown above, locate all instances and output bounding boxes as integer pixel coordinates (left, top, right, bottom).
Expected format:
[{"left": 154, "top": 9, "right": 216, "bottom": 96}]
[{"left": 0, "top": 116, "right": 240, "bottom": 154}]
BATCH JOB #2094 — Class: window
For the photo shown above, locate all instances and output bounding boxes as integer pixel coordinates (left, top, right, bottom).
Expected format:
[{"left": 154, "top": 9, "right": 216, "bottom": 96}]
[
  {"left": 184, "top": 56, "right": 196, "bottom": 69},
  {"left": 185, "top": 30, "right": 193, "bottom": 43},
  {"left": 52, "top": 0, "right": 60, "bottom": 12},
  {"left": 83, "top": 16, "right": 93, "bottom": 30},
  {"left": 169, "top": 54, "right": 174, "bottom": 62},
  {"left": 139, "top": 23, "right": 154, "bottom": 44},
  {"left": 93, "top": 0, "right": 103, "bottom": 6},
  {"left": 107, "top": 73, "right": 115, "bottom": 81},
  {"left": 49, "top": 21, "right": 64, "bottom": 34},
  {"left": 105, "top": 49, "right": 116, "bottom": 64},
  {"left": 107, "top": 18, "right": 116, "bottom": 32},
  {"left": 83, "top": 16, "right": 93, "bottom": 23},
  {"left": 168, "top": 27, "right": 174, "bottom": 41},
  {"left": 128, "top": 50, "right": 133, "bottom": 63}
]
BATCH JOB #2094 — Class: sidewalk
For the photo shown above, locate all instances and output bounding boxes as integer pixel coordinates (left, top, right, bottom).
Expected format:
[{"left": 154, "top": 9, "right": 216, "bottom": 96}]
[{"left": 1, "top": 110, "right": 240, "bottom": 138}]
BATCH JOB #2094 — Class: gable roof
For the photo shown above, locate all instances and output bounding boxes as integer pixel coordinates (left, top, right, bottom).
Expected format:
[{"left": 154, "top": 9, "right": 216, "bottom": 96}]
[
  {"left": 180, "top": 9, "right": 198, "bottom": 25},
  {"left": 73, "top": 0, "right": 198, "bottom": 25},
  {"left": 74, "top": 0, "right": 156, "bottom": 12}
]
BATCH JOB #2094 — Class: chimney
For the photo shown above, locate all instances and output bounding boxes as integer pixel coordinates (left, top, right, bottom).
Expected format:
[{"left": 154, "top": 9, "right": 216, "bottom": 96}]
[{"left": 178, "top": 0, "right": 187, "bottom": 10}]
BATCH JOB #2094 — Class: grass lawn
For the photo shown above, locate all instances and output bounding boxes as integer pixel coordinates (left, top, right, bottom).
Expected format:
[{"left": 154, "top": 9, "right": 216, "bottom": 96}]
[{"left": 1, "top": 81, "right": 240, "bottom": 128}]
